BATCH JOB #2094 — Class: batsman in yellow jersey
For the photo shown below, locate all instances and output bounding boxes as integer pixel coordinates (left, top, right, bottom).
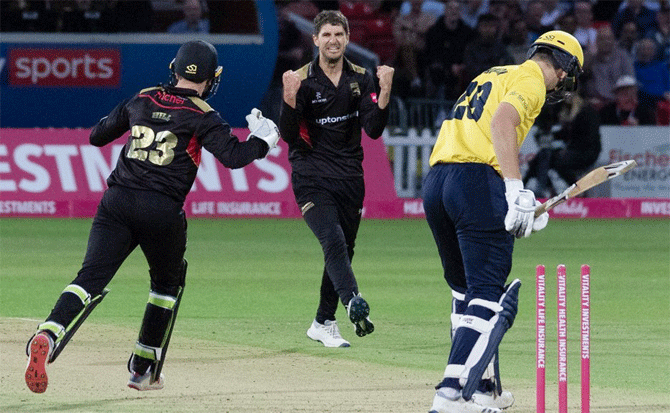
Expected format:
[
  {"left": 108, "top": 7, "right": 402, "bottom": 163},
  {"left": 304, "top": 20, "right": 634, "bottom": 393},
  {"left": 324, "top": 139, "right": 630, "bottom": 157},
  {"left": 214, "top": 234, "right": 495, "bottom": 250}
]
[{"left": 423, "top": 31, "right": 584, "bottom": 413}]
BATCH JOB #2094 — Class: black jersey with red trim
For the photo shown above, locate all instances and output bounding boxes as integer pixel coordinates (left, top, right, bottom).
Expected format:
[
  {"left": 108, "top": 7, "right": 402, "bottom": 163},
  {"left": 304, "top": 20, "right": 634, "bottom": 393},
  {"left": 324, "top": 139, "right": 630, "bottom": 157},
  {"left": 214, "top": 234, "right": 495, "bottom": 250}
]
[
  {"left": 89, "top": 85, "right": 268, "bottom": 203},
  {"left": 279, "top": 57, "right": 389, "bottom": 178}
]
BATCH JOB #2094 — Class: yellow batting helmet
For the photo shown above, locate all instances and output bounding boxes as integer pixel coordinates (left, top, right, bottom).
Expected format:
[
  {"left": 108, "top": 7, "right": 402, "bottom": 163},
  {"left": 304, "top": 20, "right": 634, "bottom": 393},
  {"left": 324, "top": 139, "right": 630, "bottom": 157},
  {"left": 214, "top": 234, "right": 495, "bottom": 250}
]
[{"left": 528, "top": 30, "right": 584, "bottom": 94}]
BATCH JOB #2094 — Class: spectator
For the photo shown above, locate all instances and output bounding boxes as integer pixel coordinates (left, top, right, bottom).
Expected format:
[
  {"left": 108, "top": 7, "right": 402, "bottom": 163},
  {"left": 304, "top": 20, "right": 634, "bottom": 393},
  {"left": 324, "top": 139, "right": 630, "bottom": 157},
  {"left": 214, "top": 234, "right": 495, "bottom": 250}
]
[
  {"left": 592, "top": 0, "right": 624, "bottom": 23},
  {"left": 60, "top": 0, "right": 108, "bottom": 33},
  {"left": 462, "top": 13, "right": 515, "bottom": 85},
  {"left": 423, "top": 0, "right": 475, "bottom": 100},
  {"left": 399, "top": 0, "right": 446, "bottom": 20},
  {"left": 584, "top": 25, "right": 635, "bottom": 110},
  {"left": 612, "top": 0, "right": 657, "bottom": 38},
  {"left": 573, "top": 0, "right": 598, "bottom": 55},
  {"left": 207, "top": 0, "right": 259, "bottom": 34},
  {"left": 619, "top": 20, "right": 640, "bottom": 55},
  {"left": 505, "top": 0, "right": 525, "bottom": 24},
  {"left": 460, "top": 0, "right": 490, "bottom": 30},
  {"left": 525, "top": 0, "right": 553, "bottom": 42},
  {"left": 647, "top": 1, "right": 670, "bottom": 62},
  {"left": 104, "top": 1, "right": 153, "bottom": 32},
  {"left": 634, "top": 38, "right": 670, "bottom": 120},
  {"left": 488, "top": 0, "right": 514, "bottom": 41},
  {"left": 600, "top": 75, "right": 656, "bottom": 125},
  {"left": 393, "top": 0, "right": 437, "bottom": 98},
  {"left": 523, "top": 90, "right": 602, "bottom": 198},
  {"left": 505, "top": 18, "right": 532, "bottom": 64},
  {"left": 167, "top": 0, "right": 209, "bottom": 34},
  {"left": 0, "top": 0, "right": 58, "bottom": 32},
  {"left": 557, "top": 12, "right": 578, "bottom": 36},
  {"left": 541, "top": 0, "right": 571, "bottom": 28}
]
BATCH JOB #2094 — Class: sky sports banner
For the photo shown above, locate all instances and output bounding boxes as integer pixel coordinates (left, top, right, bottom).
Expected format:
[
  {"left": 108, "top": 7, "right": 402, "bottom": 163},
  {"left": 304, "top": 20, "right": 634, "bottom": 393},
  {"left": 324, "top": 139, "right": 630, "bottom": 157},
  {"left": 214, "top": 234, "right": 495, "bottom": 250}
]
[
  {"left": 8, "top": 48, "right": 120, "bottom": 87},
  {"left": 0, "top": 0, "right": 279, "bottom": 129},
  {"left": 1, "top": 128, "right": 667, "bottom": 219}
]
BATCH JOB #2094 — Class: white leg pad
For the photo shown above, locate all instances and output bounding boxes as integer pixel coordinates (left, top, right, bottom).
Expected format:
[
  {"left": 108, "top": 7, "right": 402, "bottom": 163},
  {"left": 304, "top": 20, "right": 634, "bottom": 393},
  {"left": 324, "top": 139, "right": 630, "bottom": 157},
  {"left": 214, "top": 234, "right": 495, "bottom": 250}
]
[{"left": 456, "top": 299, "right": 501, "bottom": 388}]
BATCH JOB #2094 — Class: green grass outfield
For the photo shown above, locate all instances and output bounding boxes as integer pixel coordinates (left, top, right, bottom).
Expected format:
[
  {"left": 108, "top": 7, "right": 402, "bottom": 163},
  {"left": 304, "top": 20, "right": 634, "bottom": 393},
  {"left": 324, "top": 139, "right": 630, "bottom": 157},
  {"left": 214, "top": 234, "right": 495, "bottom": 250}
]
[{"left": 1, "top": 218, "right": 669, "bottom": 404}]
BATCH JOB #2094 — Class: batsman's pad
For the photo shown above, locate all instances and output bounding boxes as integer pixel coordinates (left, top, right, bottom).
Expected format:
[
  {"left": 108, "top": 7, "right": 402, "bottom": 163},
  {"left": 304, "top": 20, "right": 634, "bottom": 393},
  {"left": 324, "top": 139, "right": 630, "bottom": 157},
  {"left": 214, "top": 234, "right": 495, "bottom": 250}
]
[
  {"left": 460, "top": 279, "right": 521, "bottom": 401},
  {"left": 450, "top": 290, "right": 466, "bottom": 340},
  {"left": 35, "top": 285, "right": 109, "bottom": 363},
  {"left": 449, "top": 289, "right": 498, "bottom": 387}
]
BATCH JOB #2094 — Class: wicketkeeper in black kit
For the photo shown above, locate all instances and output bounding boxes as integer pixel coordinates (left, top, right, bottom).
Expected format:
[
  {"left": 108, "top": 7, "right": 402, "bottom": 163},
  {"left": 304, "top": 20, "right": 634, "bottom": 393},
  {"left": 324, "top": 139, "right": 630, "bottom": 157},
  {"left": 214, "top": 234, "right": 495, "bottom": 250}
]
[
  {"left": 279, "top": 10, "right": 394, "bottom": 347},
  {"left": 24, "top": 40, "right": 279, "bottom": 393}
]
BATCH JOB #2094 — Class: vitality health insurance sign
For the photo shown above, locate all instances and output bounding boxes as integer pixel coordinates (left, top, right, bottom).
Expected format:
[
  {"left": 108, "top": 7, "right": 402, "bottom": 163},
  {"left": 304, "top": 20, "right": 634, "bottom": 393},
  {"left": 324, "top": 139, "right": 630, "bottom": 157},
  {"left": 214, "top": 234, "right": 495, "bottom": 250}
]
[{"left": 0, "top": 128, "right": 401, "bottom": 218}]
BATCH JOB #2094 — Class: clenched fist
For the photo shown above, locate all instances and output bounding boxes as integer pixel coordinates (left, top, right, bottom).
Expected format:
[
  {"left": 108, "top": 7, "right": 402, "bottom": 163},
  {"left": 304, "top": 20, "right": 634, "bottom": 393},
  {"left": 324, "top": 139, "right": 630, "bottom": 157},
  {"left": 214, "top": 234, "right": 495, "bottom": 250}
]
[
  {"left": 376, "top": 65, "right": 394, "bottom": 109},
  {"left": 282, "top": 70, "right": 301, "bottom": 108},
  {"left": 377, "top": 65, "right": 394, "bottom": 92}
]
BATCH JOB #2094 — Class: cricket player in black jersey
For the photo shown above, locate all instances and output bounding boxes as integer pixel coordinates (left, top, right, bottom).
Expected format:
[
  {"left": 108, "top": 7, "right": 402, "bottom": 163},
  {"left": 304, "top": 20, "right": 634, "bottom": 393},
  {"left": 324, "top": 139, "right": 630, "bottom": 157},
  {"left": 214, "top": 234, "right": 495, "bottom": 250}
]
[
  {"left": 279, "top": 10, "right": 394, "bottom": 348},
  {"left": 24, "top": 40, "right": 279, "bottom": 393}
]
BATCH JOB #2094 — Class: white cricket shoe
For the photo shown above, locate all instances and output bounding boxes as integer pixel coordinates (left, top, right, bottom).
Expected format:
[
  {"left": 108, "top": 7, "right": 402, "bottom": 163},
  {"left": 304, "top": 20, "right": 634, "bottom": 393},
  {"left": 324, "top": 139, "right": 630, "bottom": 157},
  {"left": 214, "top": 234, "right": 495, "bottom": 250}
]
[
  {"left": 472, "top": 389, "right": 515, "bottom": 410},
  {"left": 306, "top": 319, "right": 350, "bottom": 348},
  {"left": 429, "top": 387, "right": 502, "bottom": 413},
  {"left": 127, "top": 369, "right": 165, "bottom": 391}
]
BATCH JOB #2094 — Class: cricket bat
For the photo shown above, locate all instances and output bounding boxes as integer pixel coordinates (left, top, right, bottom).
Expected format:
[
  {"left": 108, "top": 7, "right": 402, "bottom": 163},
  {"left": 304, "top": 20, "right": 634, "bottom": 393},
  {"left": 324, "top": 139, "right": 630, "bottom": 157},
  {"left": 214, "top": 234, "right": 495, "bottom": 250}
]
[{"left": 534, "top": 160, "right": 637, "bottom": 217}]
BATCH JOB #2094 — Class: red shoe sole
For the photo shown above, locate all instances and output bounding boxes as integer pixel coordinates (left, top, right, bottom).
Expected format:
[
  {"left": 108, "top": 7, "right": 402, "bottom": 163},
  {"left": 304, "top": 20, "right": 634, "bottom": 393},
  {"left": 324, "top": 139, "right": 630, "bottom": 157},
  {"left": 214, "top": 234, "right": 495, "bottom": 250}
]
[{"left": 25, "top": 334, "right": 50, "bottom": 393}]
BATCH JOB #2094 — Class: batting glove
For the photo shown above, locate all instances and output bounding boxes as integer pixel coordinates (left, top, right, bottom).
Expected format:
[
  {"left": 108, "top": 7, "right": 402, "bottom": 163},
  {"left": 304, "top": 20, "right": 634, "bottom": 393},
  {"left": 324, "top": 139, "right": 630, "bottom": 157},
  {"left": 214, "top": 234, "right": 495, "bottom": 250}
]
[
  {"left": 246, "top": 108, "right": 279, "bottom": 149},
  {"left": 532, "top": 199, "right": 549, "bottom": 233},
  {"left": 504, "top": 179, "right": 537, "bottom": 238}
]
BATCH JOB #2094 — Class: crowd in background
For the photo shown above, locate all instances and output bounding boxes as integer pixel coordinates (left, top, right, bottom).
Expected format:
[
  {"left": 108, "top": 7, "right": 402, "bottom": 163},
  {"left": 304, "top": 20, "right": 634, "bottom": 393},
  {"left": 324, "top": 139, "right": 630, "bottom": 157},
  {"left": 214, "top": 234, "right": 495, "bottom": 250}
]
[
  {"left": 275, "top": 0, "right": 669, "bottom": 126},
  {"left": 0, "top": 0, "right": 258, "bottom": 33},
  {"left": 2, "top": 0, "right": 668, "bottom": 126}
]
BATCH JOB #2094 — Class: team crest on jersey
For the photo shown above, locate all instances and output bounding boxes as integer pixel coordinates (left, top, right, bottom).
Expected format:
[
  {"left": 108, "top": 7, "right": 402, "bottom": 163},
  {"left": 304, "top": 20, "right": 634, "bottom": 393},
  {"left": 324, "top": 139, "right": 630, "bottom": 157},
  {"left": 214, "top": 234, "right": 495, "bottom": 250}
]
[
  {"left": 350, "top": 82, "right": 360, "bottom": 97},
  {"left": 370, "top": 92, "right": 378, "bottom": 103},
  {"left": 152, "top": 112, "right": 171, "bottom": 122},
  {"left": 311, "top": 91, "right": 327, "bottom": 104}
]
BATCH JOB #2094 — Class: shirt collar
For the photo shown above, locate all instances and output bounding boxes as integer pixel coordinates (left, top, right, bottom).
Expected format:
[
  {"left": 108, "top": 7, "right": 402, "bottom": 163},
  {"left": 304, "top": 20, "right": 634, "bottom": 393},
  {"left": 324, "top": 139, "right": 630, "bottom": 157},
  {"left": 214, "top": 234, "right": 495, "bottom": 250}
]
[
  {"left": 308, "top": 55, "right": 354, "bottom": 79},
  {"left": 164, "top": 84, "right": 201, "bottom": 97}
]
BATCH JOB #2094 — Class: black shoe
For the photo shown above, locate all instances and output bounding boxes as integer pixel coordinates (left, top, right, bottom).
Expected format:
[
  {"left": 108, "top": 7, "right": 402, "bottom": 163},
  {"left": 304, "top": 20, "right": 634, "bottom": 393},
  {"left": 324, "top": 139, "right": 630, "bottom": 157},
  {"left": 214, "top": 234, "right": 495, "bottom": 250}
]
[{"left": 347, "top": 294, "right": 374, "bottom": 337}]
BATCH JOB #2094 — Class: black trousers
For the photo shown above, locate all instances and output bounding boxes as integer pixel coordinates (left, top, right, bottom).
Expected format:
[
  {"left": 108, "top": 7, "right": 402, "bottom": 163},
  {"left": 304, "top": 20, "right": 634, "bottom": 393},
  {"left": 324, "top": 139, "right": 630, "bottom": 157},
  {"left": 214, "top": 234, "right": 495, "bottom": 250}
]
[
  {"left": 292, "top": 173, "right": 364, "bottom": 323},
  {"left": 47, "top": 185, "right": 187, "bottom": 328}
]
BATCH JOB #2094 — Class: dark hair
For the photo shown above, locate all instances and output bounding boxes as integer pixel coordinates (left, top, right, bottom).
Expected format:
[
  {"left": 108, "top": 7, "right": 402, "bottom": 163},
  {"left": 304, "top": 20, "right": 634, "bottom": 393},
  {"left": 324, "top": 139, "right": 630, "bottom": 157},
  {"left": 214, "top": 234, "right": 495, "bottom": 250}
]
[{"left": 313, "top": 10, "right": 349, "bottom": 36}]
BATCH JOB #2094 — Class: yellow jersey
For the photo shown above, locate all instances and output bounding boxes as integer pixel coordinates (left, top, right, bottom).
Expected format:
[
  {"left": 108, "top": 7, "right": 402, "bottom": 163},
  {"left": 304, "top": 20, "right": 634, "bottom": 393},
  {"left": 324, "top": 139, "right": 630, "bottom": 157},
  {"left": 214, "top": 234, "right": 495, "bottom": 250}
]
[{"left": 429, "top": 60, "right": 547, "bottom": 173}]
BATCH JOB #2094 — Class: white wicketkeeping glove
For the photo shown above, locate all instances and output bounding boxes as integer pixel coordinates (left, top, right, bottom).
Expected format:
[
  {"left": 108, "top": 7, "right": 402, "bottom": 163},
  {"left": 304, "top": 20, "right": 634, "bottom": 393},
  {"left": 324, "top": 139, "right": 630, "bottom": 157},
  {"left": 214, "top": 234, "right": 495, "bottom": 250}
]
[
  {"left": 246, "top": 108, "right": 279, "bottom": 149},
  {"left": 504, "top": 178, "right": 539, "bottom": 239}
]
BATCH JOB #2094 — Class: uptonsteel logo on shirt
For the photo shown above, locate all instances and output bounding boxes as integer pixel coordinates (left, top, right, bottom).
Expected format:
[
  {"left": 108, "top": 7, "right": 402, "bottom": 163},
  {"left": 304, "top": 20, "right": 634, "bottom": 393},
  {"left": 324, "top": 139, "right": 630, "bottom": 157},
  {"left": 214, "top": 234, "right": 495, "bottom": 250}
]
[{"left": 315, "top": 111, "right": 359, "bottom": 125}]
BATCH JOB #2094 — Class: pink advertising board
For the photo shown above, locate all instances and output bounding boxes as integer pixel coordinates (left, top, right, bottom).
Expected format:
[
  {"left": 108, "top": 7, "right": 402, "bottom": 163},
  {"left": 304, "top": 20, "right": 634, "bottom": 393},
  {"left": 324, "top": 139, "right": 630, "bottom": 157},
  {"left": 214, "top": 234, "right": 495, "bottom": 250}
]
[
  {"left": 0, "top": 128, "right": 666, "bottom": 219},
  {"left": 0, "top": 128, "right": 403, "bottom": 218}
]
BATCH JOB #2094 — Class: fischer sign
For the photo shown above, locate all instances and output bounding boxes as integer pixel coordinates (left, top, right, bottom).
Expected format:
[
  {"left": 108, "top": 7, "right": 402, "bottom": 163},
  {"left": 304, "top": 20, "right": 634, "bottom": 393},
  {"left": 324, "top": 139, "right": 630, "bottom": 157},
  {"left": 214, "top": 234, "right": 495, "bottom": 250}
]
[{"left": 9, "top": 48, "right": 120, "bottom": 87}]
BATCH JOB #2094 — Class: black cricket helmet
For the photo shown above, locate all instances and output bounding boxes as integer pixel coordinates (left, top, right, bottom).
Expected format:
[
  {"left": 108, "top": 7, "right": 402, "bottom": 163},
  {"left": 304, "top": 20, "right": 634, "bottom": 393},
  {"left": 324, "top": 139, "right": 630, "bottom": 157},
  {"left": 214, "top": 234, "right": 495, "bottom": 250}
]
[
  {"left": 169, "top": 40, "right": 223, "bottom": 99},
  {"left": 527, "top": 30, "right": 584, "bottom": 102}
]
